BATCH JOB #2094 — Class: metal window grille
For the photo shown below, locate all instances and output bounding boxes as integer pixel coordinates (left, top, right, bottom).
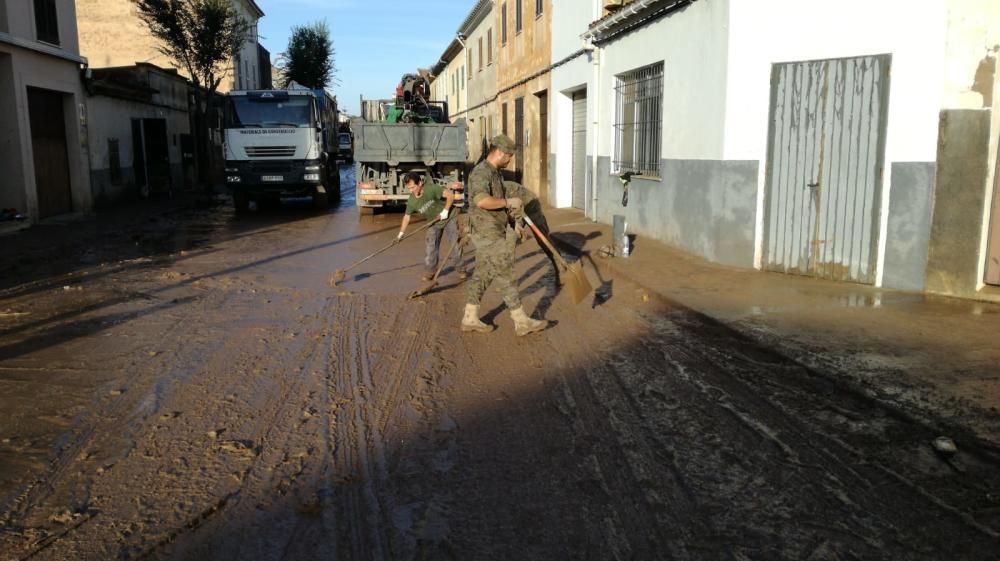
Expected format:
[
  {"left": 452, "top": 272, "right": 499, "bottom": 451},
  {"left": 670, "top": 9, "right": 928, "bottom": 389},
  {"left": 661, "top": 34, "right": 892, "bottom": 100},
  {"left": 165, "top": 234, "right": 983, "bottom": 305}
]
[
  {"left": 516, "top": 0, "right": 523, "bottom": 32},
  {"left": 478, "top": 37, "right": 483, "bottom": 71},
  {"left": 33, "top": 0, "right": 59, "bottom": 44},
  {"left": 487, "top": 29, "right": 493, "bottom": 63},
  {"left": 501, "top": 102, "right": 508, "bottom": 135},
  {"left": 536, "top": 0, "right": 543, "bottom": 16},
  {"left": 613, "top": 62, "right": 663, "bottom": 178}
]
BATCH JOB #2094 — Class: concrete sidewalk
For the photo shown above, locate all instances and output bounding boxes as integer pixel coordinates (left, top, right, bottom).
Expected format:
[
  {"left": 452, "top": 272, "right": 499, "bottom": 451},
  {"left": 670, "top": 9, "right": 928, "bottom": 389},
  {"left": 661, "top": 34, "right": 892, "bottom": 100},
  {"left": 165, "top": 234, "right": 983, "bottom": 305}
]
[{"left": 543, "top": 207, "right": 1000, "bottom": 444}]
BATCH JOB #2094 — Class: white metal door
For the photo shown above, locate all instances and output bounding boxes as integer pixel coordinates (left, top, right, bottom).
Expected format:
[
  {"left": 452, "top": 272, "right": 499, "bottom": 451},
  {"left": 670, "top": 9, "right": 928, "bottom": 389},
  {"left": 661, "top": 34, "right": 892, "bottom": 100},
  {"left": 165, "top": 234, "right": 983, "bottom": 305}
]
[
  {"left": 571, "top": 91, "right": 587, "bottom": 210},
  {"left": 763, "top": 55, "right": 891, "bottom": 284}
]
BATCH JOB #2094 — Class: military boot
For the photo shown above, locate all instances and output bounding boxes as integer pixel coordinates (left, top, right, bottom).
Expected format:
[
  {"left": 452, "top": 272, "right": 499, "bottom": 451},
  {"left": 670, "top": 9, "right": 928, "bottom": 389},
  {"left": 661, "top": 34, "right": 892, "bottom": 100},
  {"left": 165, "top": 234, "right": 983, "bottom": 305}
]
[
  {"left": 461, "top": 303, "right": 493, "bottom": 333},
  {"left": 510, "top": 307, "right": 547, "bottom": 336}
]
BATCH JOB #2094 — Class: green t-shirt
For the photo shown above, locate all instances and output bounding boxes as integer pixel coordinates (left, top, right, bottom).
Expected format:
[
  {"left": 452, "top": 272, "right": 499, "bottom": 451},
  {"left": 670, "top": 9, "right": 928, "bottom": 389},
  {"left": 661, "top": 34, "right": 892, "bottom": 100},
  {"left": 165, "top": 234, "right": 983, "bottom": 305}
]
[{"left": 405, "top": 181, "right": 446, "bottom": 221}]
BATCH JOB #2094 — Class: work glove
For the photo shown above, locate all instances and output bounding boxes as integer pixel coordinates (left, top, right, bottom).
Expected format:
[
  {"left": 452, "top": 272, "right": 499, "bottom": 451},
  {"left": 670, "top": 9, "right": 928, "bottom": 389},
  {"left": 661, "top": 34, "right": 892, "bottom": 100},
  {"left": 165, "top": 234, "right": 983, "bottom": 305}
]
[
  {"left": 514, "top": 219, "right": 530, "bottom": 242},
  {"left": 438, "top": 209, "right": 450, "bottom": 222},
  {"left": 505, "top": 197, "right": 523, "bottom": 212},
  {"left": 395, "top": 231, "right": 405, "bottom": 243}
]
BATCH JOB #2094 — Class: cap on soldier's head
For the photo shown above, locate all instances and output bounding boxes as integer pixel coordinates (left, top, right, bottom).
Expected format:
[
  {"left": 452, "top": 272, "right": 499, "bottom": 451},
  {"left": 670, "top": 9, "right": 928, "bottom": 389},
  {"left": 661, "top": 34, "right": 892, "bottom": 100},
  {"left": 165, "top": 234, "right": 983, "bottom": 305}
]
[{"left": 490, "top": 134, "right": 516, "bottom": 154}]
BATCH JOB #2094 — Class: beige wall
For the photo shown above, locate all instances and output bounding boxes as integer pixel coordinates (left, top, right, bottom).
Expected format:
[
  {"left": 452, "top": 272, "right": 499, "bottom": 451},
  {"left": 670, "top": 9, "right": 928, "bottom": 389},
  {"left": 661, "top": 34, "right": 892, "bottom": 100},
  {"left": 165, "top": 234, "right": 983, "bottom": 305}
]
[
  {"left": 0, "top": 43, "right": 93, "bottom": 218},
  {"left": 3, "top": 0, "right": 81, "bottom": 53},
  {"left": 443, "top": 48, "right": 467, "bottom": 117},
  {"left": 496, "top": 0, "right": 551, "bottom": 199},
  {"left": 78, "top": 0, "right": 260, "bottom": 91},
  {"left": 463, "top": 5, "right": 496, "bottom": 163},
  {"left": 0, "top": 0, "right": 91, "bottom": 219},
  {"left": 943, "top": 0, "right": 1000, "bottom": 286}
]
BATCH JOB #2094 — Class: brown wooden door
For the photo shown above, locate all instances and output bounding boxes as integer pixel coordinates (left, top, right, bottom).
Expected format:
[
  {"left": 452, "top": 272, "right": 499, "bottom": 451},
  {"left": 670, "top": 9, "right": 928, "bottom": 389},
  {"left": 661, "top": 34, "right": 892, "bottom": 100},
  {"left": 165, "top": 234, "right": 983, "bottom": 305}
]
[
  {"left": 537, "top": 90, "right": 548, "bottom": 205},
  {"left": 27, "top": 87, "right": 72, "bottom": 218}
]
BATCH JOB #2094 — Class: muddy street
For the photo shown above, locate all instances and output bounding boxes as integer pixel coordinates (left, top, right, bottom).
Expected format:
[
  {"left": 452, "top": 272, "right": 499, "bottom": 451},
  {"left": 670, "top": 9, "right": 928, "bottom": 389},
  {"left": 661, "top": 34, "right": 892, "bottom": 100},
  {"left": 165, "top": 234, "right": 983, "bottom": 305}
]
[{"left": 0, "top": 166, "right": 999, "bottom": 560}]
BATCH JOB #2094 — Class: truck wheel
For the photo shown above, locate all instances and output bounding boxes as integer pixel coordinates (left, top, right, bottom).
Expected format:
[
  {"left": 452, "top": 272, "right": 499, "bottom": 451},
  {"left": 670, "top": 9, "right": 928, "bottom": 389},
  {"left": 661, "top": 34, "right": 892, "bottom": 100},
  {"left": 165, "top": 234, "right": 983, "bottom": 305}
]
[
  {"left": 234, "top": 191, "right": 249, "bottom": 213},
  {"left": 330, "top": 169, "right": 342, "bottom": 203},
  {"left": 313, "top": 189, "right": 330, "bottom": 210}
]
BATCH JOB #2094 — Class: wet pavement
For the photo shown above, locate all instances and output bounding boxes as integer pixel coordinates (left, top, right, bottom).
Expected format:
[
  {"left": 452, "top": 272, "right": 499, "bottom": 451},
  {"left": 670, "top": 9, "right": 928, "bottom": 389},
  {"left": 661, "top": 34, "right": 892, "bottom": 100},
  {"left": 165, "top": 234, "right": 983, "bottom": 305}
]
[{"left": 0, "top": 165, "right": 998, "bottom": 560}]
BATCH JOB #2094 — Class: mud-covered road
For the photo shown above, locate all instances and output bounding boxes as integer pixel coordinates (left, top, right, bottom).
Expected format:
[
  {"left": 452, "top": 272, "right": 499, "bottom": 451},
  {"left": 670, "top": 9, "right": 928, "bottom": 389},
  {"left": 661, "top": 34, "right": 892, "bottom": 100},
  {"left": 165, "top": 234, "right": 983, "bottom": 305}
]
[{"left": 1, "top": 167, "right": 999, "bottom": 560}]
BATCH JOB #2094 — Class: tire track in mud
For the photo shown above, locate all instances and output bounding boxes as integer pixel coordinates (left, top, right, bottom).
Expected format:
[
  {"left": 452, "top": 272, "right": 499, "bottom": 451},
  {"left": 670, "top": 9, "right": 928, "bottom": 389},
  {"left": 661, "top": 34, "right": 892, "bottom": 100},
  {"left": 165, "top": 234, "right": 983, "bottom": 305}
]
[
  {"left": 571, "top": 302, "right": 1000, "bottom": 560},
  {"left": 138, "top": 298, "right": 339, "bottom": 561},
  {"left": 0, "top": 284, "right": 238, "bottom": 557},
  {"left": 324, "top": 294, "right": 456, "bottom": 561}
]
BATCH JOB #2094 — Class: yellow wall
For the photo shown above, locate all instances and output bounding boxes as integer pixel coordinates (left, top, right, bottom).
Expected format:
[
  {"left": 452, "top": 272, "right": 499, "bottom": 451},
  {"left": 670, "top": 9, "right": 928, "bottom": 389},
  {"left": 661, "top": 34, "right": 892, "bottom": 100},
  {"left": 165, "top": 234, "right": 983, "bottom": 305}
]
[{"left": 496, "top": 0, "right": 551, "bottom": 200}]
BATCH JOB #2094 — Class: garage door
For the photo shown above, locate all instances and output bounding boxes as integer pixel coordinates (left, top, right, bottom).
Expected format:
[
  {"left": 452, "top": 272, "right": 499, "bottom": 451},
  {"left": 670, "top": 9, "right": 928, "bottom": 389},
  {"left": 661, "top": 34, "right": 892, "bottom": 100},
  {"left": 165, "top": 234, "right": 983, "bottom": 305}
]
[
  {"left": 571, "top": 91, "right": 587, "bottom": 210},
  {"left": 762, "top": 55, "right": 891, "bottom": 284}
]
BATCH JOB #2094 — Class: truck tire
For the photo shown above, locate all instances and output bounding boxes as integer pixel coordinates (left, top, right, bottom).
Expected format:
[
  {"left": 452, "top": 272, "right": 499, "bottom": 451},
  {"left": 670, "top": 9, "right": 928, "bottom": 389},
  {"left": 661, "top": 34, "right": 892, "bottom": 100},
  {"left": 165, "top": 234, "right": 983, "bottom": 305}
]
[
  {"left": 330, "top": 168, "right": 342, "bottom": 203},
  {"left": 233, "top": 191, "right": 249, "bottom": 213},
  {"left": 313, "top": 188, "right": 330, "bottom": 210}
]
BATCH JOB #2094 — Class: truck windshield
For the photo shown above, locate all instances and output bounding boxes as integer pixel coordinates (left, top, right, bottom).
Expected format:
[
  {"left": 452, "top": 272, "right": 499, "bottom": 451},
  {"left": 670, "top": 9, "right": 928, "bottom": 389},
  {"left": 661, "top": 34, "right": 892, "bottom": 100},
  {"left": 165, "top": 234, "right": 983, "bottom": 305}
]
[{"left": 225, "top": 96, "right": 315, "bottom": 128}]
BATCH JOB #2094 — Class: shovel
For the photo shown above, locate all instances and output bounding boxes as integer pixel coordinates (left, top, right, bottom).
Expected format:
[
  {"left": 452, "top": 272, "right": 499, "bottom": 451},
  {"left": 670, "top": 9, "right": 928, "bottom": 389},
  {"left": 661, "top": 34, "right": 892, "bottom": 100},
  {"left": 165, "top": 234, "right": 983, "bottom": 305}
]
[
  {"left": 329, "top": 219, "right": 436, "bottom": 286},
  {"left": 523, "top": 215, "right": 592, "bottom": 305},
  {"left": 408, "top": 234, "right": 467, "bottom": 299}
]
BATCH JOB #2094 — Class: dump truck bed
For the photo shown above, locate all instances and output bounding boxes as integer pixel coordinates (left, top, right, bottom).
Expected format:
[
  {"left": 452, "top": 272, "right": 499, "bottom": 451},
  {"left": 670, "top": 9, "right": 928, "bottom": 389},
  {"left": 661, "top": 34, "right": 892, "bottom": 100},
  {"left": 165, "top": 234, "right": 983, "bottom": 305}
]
[{"left": 352, "top": 119, "right": 467, "bottom": 165}]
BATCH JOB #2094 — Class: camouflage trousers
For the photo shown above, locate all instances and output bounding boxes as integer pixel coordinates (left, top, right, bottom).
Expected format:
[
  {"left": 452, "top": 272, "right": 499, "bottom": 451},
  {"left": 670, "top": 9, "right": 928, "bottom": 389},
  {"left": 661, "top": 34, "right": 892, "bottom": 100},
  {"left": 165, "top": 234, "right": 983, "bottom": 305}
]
[
  {"left": 425, "top": 214, "right": 467, "bottom": 275},
  {"left": 466, "top": 227, "right": 520, "bottom": 310}
]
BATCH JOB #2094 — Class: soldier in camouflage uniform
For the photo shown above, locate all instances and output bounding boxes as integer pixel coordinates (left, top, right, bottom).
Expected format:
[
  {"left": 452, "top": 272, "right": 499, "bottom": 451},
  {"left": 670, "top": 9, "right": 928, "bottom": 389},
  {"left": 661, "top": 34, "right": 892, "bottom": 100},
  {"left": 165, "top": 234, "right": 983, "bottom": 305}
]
[{"left": 461, "top": 135, "right": 548, "bottom": 336}]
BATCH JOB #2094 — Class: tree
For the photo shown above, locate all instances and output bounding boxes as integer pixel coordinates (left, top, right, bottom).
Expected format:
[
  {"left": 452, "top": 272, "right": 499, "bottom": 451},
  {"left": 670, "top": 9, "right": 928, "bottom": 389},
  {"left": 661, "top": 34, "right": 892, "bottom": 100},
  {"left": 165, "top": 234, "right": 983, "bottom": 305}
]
[
  {"left": 280, "top": 21, "right": 336, "bottom": 89},
  {"left": 132, "top": 0, "right": 251, "bottom": 93},
  {"left": 132, "top": 0, "right": 251, "bottom": 186}
]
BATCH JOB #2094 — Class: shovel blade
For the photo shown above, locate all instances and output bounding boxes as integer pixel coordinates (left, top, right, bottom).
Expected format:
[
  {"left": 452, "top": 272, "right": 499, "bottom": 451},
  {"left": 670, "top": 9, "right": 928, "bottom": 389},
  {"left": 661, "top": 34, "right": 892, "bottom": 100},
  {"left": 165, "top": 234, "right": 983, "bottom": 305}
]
[
  {"left": 408, "top": 280, "right": 438, "bottom": 300},
  {"left": 562, "top": 261, "right": 592, "bottom": 305}
]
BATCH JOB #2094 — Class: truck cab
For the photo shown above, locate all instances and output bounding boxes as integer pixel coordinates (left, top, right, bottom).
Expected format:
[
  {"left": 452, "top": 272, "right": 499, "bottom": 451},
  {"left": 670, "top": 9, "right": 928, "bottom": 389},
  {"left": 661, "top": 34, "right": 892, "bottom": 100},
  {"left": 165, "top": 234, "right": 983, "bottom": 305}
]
[
  {"left": 337, "top": 132, "right": 353, "bottom": 163},
  {"left": 222, "top": 89, "right": 340, "bottom": 211}
]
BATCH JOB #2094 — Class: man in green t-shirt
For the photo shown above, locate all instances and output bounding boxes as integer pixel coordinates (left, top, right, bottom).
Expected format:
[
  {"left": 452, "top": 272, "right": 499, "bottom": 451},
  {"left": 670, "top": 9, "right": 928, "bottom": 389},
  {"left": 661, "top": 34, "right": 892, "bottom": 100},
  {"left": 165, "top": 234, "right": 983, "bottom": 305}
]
[{"left": 397, "top": 172, "right": 467, "bottom": 281}]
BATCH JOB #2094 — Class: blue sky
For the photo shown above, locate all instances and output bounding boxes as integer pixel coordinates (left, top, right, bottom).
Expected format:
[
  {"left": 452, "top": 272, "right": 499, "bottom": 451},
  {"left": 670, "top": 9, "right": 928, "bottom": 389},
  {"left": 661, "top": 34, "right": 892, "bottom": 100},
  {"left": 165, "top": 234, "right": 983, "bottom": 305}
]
[{"left": 256, "top": 0, "right": 472, "bottom": 115}]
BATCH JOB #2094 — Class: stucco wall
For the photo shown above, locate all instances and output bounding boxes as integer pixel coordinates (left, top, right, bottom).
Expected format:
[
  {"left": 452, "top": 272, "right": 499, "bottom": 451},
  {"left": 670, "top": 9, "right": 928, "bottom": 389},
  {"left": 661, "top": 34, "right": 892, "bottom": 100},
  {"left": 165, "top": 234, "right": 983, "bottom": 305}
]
[
  {"left": 883, "top": 163, "right": 937, "bottom": 292},
  {"left": 925, "top": 110, "right": 993, "bottom": 297},
  {"left": 550, "top": 0, "right": 597, "bottom": 207},
  {"left": 0, "top": 53, "right": 26, "bottom": 212},
  {"left": 4, "top": 0, "right": 81, "bottom": 53},
  {"left": 78, "top": 0, "right": 258, "bottom": 92},
  {"left": 0, "top": 43, "right": 92, "bottom": 220},
  {"left": 594, "top": 157, "right": 759, "bottom": 268},
  {"left": 463, "top": 6, "right": 497, "bottom": 164},
  {"left": 496, "top": 0, "right": 552, "bottom": 199},
  {"left": 87, "top": 91, "right": 191, "bottom": 206}
]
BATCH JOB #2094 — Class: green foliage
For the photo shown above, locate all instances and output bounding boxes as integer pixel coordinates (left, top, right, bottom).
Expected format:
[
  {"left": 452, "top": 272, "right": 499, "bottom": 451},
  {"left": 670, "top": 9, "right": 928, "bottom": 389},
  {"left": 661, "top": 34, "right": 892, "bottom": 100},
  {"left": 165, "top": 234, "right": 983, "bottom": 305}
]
[
  {"left": 280, "top": 21, "right": 336, "bottom": 89},
  {"left": 132, "top": 0, "right": 251, "bottom": 93}
]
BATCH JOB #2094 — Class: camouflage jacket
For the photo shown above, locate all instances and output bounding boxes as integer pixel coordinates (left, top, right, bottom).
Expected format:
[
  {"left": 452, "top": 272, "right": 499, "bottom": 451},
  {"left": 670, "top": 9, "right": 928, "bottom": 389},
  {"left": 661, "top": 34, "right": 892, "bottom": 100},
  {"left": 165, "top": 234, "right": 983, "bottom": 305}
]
[{"left": 466, "top": 160, "right": 511, "bottom": 240}]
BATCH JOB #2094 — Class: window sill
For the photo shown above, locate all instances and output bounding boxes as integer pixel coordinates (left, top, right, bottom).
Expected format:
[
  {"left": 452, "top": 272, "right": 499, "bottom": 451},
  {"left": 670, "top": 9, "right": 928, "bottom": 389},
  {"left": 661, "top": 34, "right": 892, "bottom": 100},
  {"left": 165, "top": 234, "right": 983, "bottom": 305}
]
[{"left": 614, "top": 173, "right": 661, "bottom": 182}]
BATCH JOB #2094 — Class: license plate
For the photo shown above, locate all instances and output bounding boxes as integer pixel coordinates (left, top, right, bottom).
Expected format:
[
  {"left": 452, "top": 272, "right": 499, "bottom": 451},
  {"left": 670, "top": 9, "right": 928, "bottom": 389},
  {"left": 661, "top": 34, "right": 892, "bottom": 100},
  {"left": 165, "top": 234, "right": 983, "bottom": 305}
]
[{"left": 262, "top": 175, "right": 283, "bottom": 182}]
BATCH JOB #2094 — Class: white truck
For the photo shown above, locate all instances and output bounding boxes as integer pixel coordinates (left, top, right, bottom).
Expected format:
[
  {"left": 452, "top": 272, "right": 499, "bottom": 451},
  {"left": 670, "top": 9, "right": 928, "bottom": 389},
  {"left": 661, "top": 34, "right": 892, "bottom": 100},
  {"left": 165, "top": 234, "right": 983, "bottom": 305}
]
[{"left": 222, "top": 88, "right": 340, "bottom": 211}]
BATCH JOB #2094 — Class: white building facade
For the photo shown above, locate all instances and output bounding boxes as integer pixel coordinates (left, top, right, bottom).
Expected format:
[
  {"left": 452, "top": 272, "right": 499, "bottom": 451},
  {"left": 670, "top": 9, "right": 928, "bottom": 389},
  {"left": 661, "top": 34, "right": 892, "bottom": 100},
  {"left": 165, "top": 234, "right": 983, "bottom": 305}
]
[
  {"left": 0, "top": 0, "right": 93, "bottom": 221},
  {"left": 550, "top": 0, "right": 1000, "bottom": 299}
]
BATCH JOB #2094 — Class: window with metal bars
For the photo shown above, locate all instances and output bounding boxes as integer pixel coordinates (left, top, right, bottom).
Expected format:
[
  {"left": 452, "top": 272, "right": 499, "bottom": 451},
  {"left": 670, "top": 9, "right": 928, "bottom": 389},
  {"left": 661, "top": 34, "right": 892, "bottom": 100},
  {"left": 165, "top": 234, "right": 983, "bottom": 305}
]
[
  {"left": 515, "top": 0, "right": 523, "bottom": 33},
  {"left": 536, "top": 0, "right": 543, "bottom": 17},
  {"left": 478, "top": 37, "right": 483, "bottom": 71},
  {"left": 501, "top": 102, "right": 508, "bottom": 135},
  {"left": 33, "top": 0, "right": 59, "bottom": 45},
  {"left": 613, "top": 62, "right": 663, "bottom": 178}
]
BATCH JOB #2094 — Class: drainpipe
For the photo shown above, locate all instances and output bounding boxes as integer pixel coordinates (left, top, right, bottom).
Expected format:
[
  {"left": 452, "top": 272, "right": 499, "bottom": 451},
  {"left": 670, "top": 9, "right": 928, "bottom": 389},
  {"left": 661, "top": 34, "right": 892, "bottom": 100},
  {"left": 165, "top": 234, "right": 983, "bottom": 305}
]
[{"left": 589, "top": 40, "right": 601, "bottom": 222}]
